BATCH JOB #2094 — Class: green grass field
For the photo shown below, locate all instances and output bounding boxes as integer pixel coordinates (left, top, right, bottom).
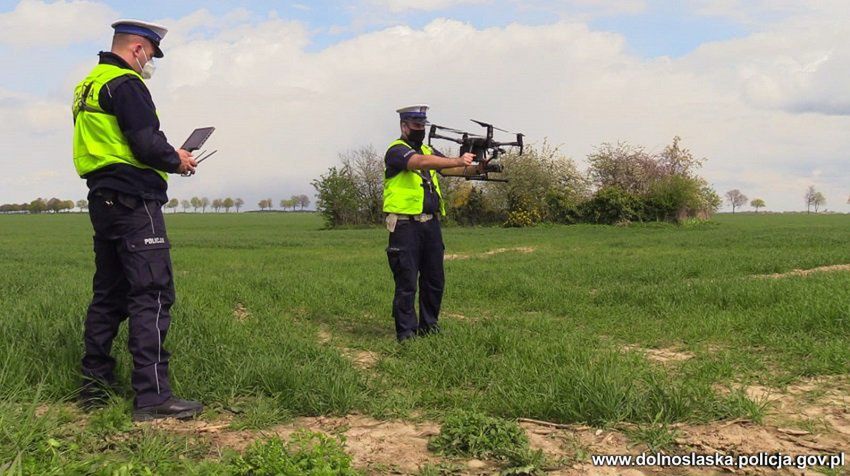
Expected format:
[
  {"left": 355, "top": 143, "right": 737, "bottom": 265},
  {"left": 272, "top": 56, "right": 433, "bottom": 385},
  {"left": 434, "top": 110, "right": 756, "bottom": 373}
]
[{"left": 1, "top": 212, "right": 849, "bottom": 474}]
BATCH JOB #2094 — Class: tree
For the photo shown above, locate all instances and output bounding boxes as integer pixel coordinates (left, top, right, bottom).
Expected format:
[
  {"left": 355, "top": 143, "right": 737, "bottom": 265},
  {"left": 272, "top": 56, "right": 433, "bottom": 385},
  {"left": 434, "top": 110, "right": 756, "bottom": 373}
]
[
  {"left": 804, "top": 186, "right": 816, "bottom": 213},
  {"left": 312, "top": 165, "right": 361, "bottom": 227},
  {"left": 28, "top": 198, "right": 46, "bottom": 214},
  {"left": 804, "top": 186, "right": 826, "bottom": 213},
  {"left": 190, "top": 196, "right": 201, "bottom": 212},
  {"left": 212, "top": 198, "right": 222, "bottom": 212},
  {"left": 490, "top": 141, "right": 589, "bottom": 225},
  {"left": 725, "top": 189, "right": 747, "bottom": 213},
  {"left": 223, "top": 197, "right": 234, "bottom": 213},
  {"left": 46, "top": 197, "right": 63, "bottom": 213},
  {"left": 812, "top": 192, "right": 826, "bottom": 213},
  {"left": 341, "top": 145, "right": 384, "bottom": 224},
  {"left": 76, "top": 199, "right": 88, "bottom": 212},
  {"left": 181, "top": 199, "right": 190, "bottom": 212},
  {"left": 298, "top": 194, "right": 310, "bottom": 210},
  {"left": 201, "top": 197, "right": 210, "bottom": 213},
  {"left": 657, "top": 135, "right": 705, "bottom": 178},
  {"left": 587, "top": 142, "right": 660, "bottom": 196},
  {"left": 258, "top": 199, "right": 268, "bottom": 211},
  {"left": 62, "top": 200, "right": 75, "bottom": 213},
  {"left": 266, "top": 198, "right": 273, "bottom": 210},
  {"left": 166, "top": 198, "right": 179, "bottom": 213},
  {"left": 235, "top": 198, "right": 244, "bottom": 212},
  {"left": 750, "top": 198, "right": 765, "bottom": 213},
  {"left": 280, "top": 198, "right": 299, "bottom": 211}
]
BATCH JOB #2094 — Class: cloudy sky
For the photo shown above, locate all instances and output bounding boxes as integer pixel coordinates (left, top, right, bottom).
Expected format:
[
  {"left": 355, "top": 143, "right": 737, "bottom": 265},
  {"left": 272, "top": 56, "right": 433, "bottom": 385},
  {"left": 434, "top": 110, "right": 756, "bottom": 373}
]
[{"left": 0, "top": 0, "right": 848, "bottom": 212}]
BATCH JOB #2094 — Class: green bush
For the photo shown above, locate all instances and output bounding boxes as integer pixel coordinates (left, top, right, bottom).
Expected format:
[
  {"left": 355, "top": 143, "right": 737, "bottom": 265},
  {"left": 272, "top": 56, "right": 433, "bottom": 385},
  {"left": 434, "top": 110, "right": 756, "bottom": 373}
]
[
  {"left": 450, "top": 185, "right": 501, "bottom": 226},
  {"left": 644, "top": 175, "right": 703, "bottom": 222},
  {"left": 428, "top": 410, "right": 547, "bottom": 473},
  {"left": 311, "top": 166, "right": 362, "bottom": 228},
  {"left": 580, "top": 186, "right": 644, "bottom": 224},
  {"left": 429, "top": 410, "right": 540, "bottom": 467},
  {"left": 544, "top": 191, "right": 582, "bottom": 224},
  {"left": 230, "top": 430, "right": 359, "bottom": 476},
  {"left": 503, "top": 209, "right": 542, "bottom": 228}
]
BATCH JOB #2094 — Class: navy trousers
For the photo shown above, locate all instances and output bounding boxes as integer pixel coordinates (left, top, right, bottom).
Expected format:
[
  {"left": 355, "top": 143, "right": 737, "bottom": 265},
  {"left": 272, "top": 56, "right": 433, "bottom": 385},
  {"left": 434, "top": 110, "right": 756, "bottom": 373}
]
[
  {"left": 83, "top": 190, "right": 174, "bottom": 408},
  {"left": 386, "top": 218, "right": 445, "bottom": 340}
]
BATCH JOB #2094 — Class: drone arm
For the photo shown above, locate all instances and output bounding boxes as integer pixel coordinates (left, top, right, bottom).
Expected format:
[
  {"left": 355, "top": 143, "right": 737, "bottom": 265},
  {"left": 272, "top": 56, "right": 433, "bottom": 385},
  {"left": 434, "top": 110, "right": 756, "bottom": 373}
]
[{"left": 429, "top": 131, "right": 465, "bottom": 145}]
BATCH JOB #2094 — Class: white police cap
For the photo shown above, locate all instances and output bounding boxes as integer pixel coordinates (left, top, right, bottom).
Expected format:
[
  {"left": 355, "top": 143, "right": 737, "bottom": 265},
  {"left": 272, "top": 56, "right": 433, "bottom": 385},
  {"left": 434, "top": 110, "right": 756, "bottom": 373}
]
[
  {"left": 111, "top": 19, "right": 168, "bottom": 58},
  {"left": 396, "top": 104, "right": 430, "bottom": 123}
]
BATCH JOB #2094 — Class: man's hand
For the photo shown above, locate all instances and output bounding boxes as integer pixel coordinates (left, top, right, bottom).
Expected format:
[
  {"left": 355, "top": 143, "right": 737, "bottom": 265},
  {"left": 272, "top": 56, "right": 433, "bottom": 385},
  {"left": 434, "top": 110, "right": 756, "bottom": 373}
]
[
  {"left": 455, "top": 153, "right": 475, "bottom": 167},
  {"left": 177, "top": 149, "right": 197, "bottom": 175}
]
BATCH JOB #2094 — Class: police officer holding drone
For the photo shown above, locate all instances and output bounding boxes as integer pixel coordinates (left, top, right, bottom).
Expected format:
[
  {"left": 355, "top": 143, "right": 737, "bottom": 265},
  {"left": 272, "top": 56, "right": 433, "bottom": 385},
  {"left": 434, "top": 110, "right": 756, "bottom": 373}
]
[
  {"left": 384, "top": 105, "right": 475, "bottom": 342},
  {"left": 72, "top": 19, "right": 201, "bottom": 420}
]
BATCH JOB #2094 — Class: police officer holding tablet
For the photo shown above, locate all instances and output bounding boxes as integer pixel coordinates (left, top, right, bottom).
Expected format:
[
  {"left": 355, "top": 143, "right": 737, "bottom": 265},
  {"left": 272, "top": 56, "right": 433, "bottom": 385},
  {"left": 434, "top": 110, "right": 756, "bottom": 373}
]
[{"left": 72, "top": 19, "right": 201, "bottom": 420}]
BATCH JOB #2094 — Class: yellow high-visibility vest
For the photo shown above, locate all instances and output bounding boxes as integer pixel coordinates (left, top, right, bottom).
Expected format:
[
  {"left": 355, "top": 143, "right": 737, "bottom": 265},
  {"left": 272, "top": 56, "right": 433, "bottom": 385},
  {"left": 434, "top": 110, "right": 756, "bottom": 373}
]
[
  {"left": 383, "top": 139, "right": 445, "bottom": 216},
  {"left": 72, "top": 64, "right": 168, "bottom": 181}
]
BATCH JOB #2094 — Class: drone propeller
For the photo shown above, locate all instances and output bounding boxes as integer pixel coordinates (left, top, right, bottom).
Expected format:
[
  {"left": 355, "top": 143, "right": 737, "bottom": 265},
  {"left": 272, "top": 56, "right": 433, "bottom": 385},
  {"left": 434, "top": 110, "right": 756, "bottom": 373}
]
[
  {"left": 431, "top": 126, "right": 485, "bottom": 138},
  {"left": 471, "top": 119, "right": 515, "bottom": 134},
  {"left": 431, "top": 125, "right": 466, "bottom": 134}
]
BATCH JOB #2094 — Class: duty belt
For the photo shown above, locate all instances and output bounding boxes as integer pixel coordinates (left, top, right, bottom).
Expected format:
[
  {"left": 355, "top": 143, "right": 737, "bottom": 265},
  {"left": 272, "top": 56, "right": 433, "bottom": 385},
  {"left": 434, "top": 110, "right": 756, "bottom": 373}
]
[
  {"left": 394, "top": 213, "right": 434, "bottom": 222},
  {"left": 93, "top": 189, "right": 141, "bottom": 209}
]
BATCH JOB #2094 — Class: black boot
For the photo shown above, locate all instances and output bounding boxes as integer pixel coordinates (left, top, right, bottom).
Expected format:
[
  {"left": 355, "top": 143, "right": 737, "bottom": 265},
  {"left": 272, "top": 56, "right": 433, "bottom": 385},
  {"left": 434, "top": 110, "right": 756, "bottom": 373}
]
[
  {"left": 132, "top": 397, "right": 203, "bottom": 422},
  {"left": 416, "top": 324, "right": 441, "bottom": 337},
  {"left": 78, "top": 378, "right": 122, "bottom": 411}
]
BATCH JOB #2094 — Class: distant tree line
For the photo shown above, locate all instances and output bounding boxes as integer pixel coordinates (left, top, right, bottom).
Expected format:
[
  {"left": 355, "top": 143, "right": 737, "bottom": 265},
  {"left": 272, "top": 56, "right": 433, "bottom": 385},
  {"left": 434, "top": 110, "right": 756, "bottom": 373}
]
[
  {"left": 166, "top": 196, "right": 308, "bottom": 213},
  {"left": 0, "top": 198, "right": 85, "bottom": 214},
  {"left": 2, "top": 195, "right": 312, "bottom": 214},
  {"left": 725, "top": 185, "right": 829, "bottom": 214},
  {"left": 312, "top": 137, "right": 723, "bottom": 228},
  {"left": 256, "top": 194, "right": 311, "bottom": 212},
  {"left": 163, "top": 197, "right": 246, "bottom": 213}
]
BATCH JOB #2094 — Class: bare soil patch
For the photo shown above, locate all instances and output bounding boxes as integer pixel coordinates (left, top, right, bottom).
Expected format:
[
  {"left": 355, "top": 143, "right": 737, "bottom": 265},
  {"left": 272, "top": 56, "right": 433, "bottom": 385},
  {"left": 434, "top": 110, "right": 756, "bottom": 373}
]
[
  {"left": 134, "top": 401, "right": 850, "bottom": 475},
  {"left": 754, "top": 264, "right": 850, "bottom": 279},
  {"left": 445, "top": 246, "right": 536, "bottom": 261},
  {"left": 316, "top": 328, "right": 379, "bottom": 370},
  {"left": 232, "top": 303, "right": 251, "bottom": 322},
  {"left": 622, "top": 344, "right": 695, "bottom": 363},
  {"left": 443, "top": 311, "right": 476, "bottom": 322},
  {"left": 133, "top": 371, "right": 849, "bottom": 474},
  {"left": 147, "top": 414, "right": 440, "bottom": 473}
]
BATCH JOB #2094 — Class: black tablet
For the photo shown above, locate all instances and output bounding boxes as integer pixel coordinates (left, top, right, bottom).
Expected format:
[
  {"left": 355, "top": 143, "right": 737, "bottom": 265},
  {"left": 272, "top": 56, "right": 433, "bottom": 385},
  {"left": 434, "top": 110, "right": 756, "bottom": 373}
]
[{"left": 181, "top": 127, "right": 215, "bottom": 151}]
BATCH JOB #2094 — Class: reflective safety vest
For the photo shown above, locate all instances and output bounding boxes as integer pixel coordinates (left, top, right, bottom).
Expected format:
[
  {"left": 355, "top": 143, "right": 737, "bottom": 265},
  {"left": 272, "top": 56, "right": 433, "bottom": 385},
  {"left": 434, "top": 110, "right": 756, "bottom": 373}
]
[
  {"left": 383, "top": 140, "right": 445, "bottom": 216},
  {"left": 72, "top": 64, "right": 168, "bottom": 181}
]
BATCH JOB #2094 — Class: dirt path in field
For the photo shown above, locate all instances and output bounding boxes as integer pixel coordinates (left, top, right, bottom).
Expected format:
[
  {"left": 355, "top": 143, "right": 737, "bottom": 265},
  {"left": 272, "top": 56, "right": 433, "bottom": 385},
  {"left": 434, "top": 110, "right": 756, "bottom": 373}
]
[
  {"left": 140, "top": 412, "right": 850, "bottom": 475},
  {"left": 445, "top": 246, "right": 535, "bottom": 261},
  {"left": 218, "top": 337, "right": 844, "bottom": 474},
  {"left": 136, "top": 373, "right": 849, "bottom": 476},
  {"left": 753, "top": 264, "right": 850, "bottom": 279}
]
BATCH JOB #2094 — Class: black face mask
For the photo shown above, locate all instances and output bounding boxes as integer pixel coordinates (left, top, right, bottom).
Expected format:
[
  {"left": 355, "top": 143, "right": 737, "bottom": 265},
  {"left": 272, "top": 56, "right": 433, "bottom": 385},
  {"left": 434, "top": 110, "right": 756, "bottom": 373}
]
[{"left": 406, "top": 129, "right": 426, "bottom": 145}]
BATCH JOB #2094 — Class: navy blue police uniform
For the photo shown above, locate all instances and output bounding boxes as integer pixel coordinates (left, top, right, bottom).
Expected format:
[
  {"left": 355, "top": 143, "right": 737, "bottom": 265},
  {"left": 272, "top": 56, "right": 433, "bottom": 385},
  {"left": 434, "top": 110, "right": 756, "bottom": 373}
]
[
  {"left": 385, "top": 124, "right": 447, "bottom": 341},
  {"left": 78, "top": 21, "right": 200, "bottom": 418}
]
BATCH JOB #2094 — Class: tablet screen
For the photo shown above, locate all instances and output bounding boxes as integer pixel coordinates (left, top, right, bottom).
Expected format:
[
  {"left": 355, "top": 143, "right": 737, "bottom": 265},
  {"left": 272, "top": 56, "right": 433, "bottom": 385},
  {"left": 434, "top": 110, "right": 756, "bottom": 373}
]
[{"left": 181, "top": 127, "right": 215, "bottom": 151}]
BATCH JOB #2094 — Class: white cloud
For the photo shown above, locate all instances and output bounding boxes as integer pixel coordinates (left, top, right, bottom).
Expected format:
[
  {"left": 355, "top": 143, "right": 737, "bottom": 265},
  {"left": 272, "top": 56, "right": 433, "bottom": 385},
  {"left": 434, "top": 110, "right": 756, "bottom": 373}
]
[
  {"left": 0, "top": 0, "right": 116, "bottom": 47},
  {"left": 557, "top": 0, "right": 646, "bottom": 15},
  {"left": 367, "top": 0, "right": 490, "bottom": 13},
  {"left": 2, "top": 4, "right": 850, "bottom": 212}
]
